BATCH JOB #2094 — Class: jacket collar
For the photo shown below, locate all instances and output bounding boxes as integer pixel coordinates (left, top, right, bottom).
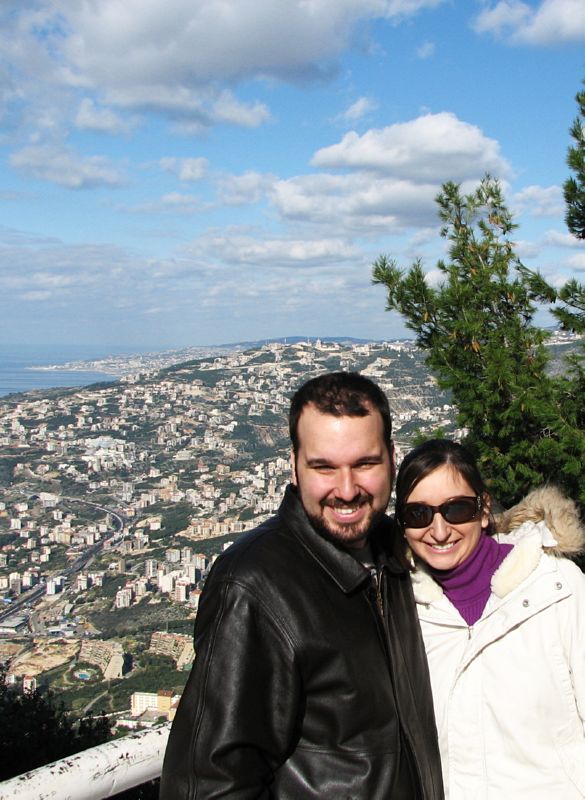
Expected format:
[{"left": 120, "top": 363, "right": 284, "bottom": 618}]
[
  {"left": 495, "top": 485, "right": 585, "bottom": 557},
  {"left": 412, "top": 520, "right": 553, "bottom": 604},
  {"left": 278, "top": 484, "right": 405, "bottom": 594}
]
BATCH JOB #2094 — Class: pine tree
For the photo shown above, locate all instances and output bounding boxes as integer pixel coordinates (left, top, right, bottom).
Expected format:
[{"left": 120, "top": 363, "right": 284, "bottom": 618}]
[
  {"left": 0, "top": 671, "right": 111, "bottom": 781},
  {"left": 564, "top": 76, "right": 585, "bottom": 240},
  {"left": 558, "top": 75, "right": 585, "bottom": 337},
  {"left": 372, "top": 175, "right": 585, "bottom": 508}
]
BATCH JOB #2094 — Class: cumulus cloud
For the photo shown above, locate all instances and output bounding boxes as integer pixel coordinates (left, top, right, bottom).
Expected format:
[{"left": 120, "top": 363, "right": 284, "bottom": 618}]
[
  {"left": 567, "top": 252, "right": 585, "bottom": 271},
  {"left": 196, "top": 233, "right": 363, "bottom": 268},
  {"left": 266, "top": 114, "right": 512, "bottom": 234},
  {"left": 9, "top": 143, "right": 124, "bottom": 188},
  {"left": 416, "top": 41, "right": 435, "bottom": 58},
  {"left": 512, "top": 184, "right": 564, "bottom": 218},
  {"left": 311, "top": 112, "right": 511, "bottom": 182},
  {"left": 543, "top": 230, "right": 585, "bottom": 248},
  {"left": 271, "top": 172, "right": 439, "bottom": 232},
  {"left": 423, "top": 269, "right": 444, "bottom": 287},
  {"left": 1, "top": 0, "right": 448, "bottom": 135},
  {"left": 4, "top": 270, "right": 94, "bottom": 298},
  {"left": 210, "top": 91, "right": 271, "bottom": 128},
  {"left": 160, "top": 157, "right": 209, "bottom": 182},
  {"left": 514, "top": 239, "right": 542, "bottom": 259},
  {"left": 0, "top": 234, "right": 141, "bottom": 307},
  {"left": 56, "top": 0, "right": 447, "bottom": 86},
  {"left": 216, "top": 171, "right": 277, "bottom": 206},
  {"left": 336, "top": 97, "right": 379, "bottom": 124},
  {"left": 21, "top": 290, "right": 53, "bottom": 301},
  {"left": 473, "top": 0, "right": 585, "bottom": 45},
  {"left": 75, "top": 98, "right": 135, "bottom": 134},
  {"left": 130, "top": 192, "right": 206, "bottom": 215}
]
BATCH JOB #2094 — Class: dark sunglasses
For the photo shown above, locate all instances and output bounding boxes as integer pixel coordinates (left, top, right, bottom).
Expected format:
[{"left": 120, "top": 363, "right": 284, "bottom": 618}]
[{"left": 399, "top": 496, "right": 482, "bottom": 528}]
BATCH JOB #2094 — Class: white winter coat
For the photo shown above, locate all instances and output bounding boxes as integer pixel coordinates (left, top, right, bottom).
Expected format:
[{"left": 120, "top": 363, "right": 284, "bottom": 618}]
[{"left": 411, "top": 486, "right": 585, "bottom": 800}]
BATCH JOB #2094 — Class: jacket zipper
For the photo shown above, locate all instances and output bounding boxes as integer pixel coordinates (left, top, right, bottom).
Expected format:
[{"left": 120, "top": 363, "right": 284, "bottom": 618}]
[
  {"left": 369, "top": 567, "right": 384, "bottom": 617},
  {"left": 370, "top": 566, "right": 427, "bottom": 798}
]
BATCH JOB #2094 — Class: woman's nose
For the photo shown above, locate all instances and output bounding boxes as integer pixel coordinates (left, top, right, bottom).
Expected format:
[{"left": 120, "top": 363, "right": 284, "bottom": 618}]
[{"left": 429, "top": 512, "right": 451, "bottom": 541}]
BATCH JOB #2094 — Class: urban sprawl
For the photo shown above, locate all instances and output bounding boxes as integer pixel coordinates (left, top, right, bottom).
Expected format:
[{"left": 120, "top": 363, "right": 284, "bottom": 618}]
[{"left": 0, "top": 335, "right": 577, "bottom": 729}]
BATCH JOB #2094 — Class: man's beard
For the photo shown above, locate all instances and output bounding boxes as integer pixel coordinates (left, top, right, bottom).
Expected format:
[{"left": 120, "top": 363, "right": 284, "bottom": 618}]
[{"left": 304, "top": 494, "right": 387, "bottom": 548}]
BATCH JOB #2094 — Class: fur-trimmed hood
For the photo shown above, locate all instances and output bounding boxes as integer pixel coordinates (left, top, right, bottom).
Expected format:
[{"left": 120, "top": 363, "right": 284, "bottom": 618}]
[
  {"left": 411, "top": 485, "right": 585, "bottom": 604},
  {"left": 494, "top": 485, "right": 585, "bottom": 558}
]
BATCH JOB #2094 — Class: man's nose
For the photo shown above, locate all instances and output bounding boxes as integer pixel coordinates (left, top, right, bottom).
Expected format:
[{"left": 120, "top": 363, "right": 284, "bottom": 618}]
[{"left": 336, "top": 468, "right": 360, "bottom": 501}]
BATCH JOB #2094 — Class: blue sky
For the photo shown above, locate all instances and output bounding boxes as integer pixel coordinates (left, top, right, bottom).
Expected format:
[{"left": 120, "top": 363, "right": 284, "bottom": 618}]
[{"left": 1, "top": 0, "right": 584, "bottom": 351}]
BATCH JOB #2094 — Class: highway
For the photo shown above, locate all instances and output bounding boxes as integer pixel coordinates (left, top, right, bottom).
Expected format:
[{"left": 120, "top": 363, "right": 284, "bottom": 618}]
[{"left": 0, "top": 497, "right": 126, "bottom": 626}]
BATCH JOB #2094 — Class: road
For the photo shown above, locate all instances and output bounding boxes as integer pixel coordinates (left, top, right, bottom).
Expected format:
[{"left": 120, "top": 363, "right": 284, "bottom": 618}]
[{"left": 0, "top": 497, "right": 126, "bottom": 626}]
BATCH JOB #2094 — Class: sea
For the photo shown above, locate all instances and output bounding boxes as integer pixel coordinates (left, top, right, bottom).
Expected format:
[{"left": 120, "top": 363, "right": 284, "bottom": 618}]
[{"left": 0, "top": 343, "right": 135, "bottom": 398}]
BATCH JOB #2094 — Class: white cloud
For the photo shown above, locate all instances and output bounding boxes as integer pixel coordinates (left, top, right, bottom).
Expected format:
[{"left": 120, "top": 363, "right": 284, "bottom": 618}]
[
  {"left": 337, "top": 97, "right": 378, "bottom": 124},
  {"left": 93, "top": 84, "right": 271, "bottom": 133},
  {"left": 56, "top": 0, "right": 447, "bottom": 86},
  {"left": 311, "top": 112, "right": 511, "bottom": 181},
  {"left": 9, "top": 144, "right": 124, "bottom": 188},
  {"left": 210, "top": 91, "right": 271, "bottom": 128},
  {"left": 216, "top": 171, "right": 277, "bottom": 206},
  {"left": 472, "top": 1, "right": 530, "bottom": 37},
  {"left": 160, "top": 157, "right": 209, "bottom": 182},
  {"left": 21, "top": 290, "right": 52, "bottom": 302},
  {"left": 130, "top": 193, "right": 206, "bottom": 215},
  {"left": 512, "top": 184, "right": 564, "bottom": 218},
  {"left": 473, "top": 0, "right": 585, "bottom": 45},
  {"left": 0, "top": 233, "right": 153, "bottom": 311},
  {"left": 271, "top": 172, "right": 439, "bottom": 232},
  {"left": 160, "top": 193, "right": 204, "bottom": 212},
  {"left": 1, "top": 0, "right": 448, "bottom": 135},
  {"left": 543, "top": 230, "right": 584, "bottom": 248},
  {"left": 416, "top": 41, "right": 435, "bottom": 58},
  {"left": 194, "top": 232, "right": 363, "bottom": 268},
  {"left": 567, "top": 252, "right": 585, "bottom": 270},
  {"left": 424, "top": 268, "right": 444, "bottom": 287},
  {"left": 4, "top": 270, "right": 95, "bottom": 301},
  {"left": 514, "top": 239, "right": 542, "bottom": 259},
  {"left": 75, "top": 98, "right": 135, "bottom": 134}
]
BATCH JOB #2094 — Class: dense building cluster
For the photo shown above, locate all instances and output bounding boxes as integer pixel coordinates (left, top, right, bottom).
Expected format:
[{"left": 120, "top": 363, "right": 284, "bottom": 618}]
[{"left": 0, "top": 338, "right": 455, "bottom": 724}]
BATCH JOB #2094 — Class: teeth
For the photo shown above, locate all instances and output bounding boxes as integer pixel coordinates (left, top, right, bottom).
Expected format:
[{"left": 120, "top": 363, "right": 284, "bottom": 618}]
[
  {"left": 335, "top": 506, "right": 359, "bottom": 515},
  {"left": 431, "top": 542, "right": 455, "bottom": 550}
]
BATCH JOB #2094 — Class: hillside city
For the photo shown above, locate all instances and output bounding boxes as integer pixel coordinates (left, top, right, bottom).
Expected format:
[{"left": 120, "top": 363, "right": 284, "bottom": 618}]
[{"left": 0, "top": 334, "right": 577, "bottom": 735}]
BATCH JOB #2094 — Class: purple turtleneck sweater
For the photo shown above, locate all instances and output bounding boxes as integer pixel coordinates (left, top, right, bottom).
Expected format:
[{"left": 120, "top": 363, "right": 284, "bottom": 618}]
[{"left": 429, "top": 533, "right": 513, "bottom": 626}]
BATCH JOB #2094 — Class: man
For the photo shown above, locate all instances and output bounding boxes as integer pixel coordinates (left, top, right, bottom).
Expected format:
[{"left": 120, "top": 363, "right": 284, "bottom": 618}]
[{"left": 160, "top": 372, "right": 444, "bottom": 799}]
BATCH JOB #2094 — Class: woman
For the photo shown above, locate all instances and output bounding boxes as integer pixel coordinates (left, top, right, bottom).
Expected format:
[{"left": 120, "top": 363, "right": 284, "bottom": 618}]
[{"left": 395, "top": 438, "right": 585, "bottom": 800}]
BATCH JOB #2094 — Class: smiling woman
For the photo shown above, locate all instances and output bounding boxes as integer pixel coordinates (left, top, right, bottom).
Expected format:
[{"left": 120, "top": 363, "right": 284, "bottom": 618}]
[
  {"left": 398, "top": 464, "right": 490, "bottom": 571},
  {"left": 395, "top": 438, "right": 585, "bottom": 800}
]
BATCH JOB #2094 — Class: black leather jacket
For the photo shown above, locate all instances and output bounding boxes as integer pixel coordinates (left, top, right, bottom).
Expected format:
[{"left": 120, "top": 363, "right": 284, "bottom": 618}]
[{"left": 160, "top": 485, "right": 444, "bottom": 799}]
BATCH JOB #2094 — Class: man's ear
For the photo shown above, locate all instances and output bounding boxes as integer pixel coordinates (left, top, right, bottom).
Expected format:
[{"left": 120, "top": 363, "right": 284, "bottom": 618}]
[
  {"left": 389, "top": 440, "right": 396, "bottom": 487},
  {"left": 290, "top": 449, "right": 297, "bottom": 485}
]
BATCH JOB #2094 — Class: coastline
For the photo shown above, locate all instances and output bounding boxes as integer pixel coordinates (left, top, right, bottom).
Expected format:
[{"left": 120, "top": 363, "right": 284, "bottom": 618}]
[{"left": 0, "top": 367, "right": 119, "bottom": 398}]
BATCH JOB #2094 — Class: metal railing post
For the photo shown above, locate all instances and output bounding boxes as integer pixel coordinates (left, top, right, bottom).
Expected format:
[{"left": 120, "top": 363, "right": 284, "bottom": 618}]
[{"left": 0, "top": 723, "right": 170, "bottom": 800}]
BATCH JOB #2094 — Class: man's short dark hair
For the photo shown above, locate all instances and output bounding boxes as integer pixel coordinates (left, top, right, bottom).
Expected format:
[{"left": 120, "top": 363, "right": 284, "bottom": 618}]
[{"left": 289, "top": 371, "right": 393, "bottom": 455}]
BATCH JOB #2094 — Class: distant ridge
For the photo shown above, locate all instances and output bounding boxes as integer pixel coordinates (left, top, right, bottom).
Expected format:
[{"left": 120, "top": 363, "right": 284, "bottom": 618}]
[{"left": 216, "top": 335, "right": 389, "bottom": 349}]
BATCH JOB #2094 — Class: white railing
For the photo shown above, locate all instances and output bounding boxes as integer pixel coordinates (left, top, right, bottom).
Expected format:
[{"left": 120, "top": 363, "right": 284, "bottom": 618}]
[{"left": 0, "top": 723, "right": 170, "bottom": 800}]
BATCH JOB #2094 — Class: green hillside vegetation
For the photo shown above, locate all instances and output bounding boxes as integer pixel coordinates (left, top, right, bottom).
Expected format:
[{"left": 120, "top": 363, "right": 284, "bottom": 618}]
[
  {"left": 88, "top": 596, "right": 192, "bottom": 638},
  {"left": 373, "top": 175, "right": 585, "bottom": 509}
]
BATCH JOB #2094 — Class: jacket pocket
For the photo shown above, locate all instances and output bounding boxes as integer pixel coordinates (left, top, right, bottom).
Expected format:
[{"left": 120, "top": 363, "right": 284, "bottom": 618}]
[{"left": 555, "top": 739, "right": 585, "bottom": 795}]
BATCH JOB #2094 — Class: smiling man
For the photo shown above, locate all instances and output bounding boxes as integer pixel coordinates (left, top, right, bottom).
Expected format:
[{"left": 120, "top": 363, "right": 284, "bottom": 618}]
[{"left": 160, "top": 372, "right": 444, "bottom": 800}]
